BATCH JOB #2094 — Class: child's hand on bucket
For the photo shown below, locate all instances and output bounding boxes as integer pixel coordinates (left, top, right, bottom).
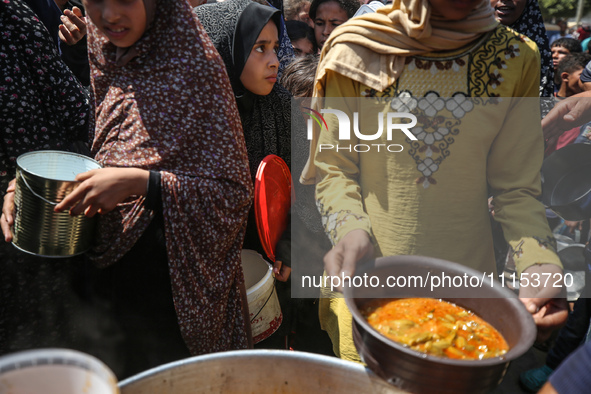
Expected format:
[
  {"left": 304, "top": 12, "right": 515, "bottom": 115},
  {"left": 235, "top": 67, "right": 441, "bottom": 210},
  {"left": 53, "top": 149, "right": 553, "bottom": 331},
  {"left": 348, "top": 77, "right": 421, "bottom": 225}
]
[
  {"left": 1, "top": 179, "right": 16, "bottom": 242},
  {"left": 54, "top": 168, "right": 150, "bottom": 217},
  {"left": 273, "top": 260, "right": 291, "bottom": 282}
]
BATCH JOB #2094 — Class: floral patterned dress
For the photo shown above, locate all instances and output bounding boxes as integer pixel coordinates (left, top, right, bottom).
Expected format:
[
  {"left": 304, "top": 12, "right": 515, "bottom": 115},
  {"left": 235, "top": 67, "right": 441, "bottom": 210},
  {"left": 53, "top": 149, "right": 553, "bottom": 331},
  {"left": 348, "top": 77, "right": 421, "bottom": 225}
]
[
  {"left": 0, "top": 0, "right": 89, "bottom": 355},
  {"left": 0, "top": 0, "right": 89, "bottom": 196},
  {"left": 85, "top": 0, "right": 252, "bottom": 360}
]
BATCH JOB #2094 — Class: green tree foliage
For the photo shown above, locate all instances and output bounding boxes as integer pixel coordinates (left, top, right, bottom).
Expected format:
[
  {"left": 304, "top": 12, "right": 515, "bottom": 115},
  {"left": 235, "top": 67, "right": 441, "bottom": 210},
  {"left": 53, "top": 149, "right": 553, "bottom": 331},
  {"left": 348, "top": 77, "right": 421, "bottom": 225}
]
[{"left": 539, "top": 0, "right": 580, "bottom": 19}]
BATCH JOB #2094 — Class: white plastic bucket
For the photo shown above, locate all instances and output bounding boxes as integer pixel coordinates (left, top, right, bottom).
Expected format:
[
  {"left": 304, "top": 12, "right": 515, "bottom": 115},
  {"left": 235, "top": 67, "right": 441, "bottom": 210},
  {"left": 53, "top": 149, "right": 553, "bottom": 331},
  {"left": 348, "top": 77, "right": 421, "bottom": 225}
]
[
  {"left": 241, "top": 250, "right": 282, "bottom": 343},
  {"left": 0, "top": 348, "right": 118, "bottom": 394}
]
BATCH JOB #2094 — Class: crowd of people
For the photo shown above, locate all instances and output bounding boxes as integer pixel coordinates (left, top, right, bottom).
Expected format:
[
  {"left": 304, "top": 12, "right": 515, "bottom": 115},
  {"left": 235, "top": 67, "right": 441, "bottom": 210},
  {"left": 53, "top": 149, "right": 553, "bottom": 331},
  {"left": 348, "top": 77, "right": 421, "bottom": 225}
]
[{"left": 1, "top": 0, "right": 591, "bottom": 391}]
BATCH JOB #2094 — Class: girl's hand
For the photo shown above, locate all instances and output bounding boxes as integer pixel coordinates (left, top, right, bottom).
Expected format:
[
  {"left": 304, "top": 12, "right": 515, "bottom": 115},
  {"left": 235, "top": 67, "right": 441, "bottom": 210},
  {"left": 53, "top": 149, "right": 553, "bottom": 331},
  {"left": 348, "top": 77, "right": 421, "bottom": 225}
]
[
  {"left": 564, "top": 220, "right": 583, "bottom": 234},
  {"left": 273, "top": 260, "right": 291, "bottom": 282},
  {"left": 1, "top": 179, "right": 17, "bottom": 242},
  {"left": 59, "top": 7, "right": 87, "bottom": 46},
  {"left": 323, "top": 229, "right": 374, "bottom": 291},
  {"left": 54, "top": 168, "right": 149, "bottom": 217}
]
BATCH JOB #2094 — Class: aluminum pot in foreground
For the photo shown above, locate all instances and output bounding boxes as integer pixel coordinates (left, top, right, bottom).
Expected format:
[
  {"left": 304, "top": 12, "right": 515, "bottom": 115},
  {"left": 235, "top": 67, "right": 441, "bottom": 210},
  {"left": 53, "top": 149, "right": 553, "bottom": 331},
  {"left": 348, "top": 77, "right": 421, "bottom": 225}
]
[
  {"left": 344, "top": 255, "right": 536, "bottom": 394},
  {"left": 118, "top": 349, "right": 404, "bottom": 393}
]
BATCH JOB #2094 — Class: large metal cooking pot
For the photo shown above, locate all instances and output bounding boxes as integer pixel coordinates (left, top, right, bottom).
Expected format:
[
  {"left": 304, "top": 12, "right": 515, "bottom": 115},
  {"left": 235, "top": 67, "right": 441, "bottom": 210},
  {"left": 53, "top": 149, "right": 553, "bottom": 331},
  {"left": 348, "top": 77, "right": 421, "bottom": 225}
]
[
  {"left": 344, "top": 255, "right": 536, "bottom": 394},
  {"left": 541, "top": 143, "right": 591, "bottom": 221},
  {"left": 118, "top": 349, "right": 404, "bottom": 393}
]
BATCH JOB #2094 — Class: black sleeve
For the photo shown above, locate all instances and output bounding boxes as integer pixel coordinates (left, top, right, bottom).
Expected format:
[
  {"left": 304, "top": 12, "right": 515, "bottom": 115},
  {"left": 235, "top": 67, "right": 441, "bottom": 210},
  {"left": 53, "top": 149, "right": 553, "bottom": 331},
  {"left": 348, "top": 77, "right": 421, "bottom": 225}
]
[
  {"left": 60, "top": 36, "right": 90, "bottom": 87},
  {"left": 144, "top": 170, "right": 162, "bottom": 213},
  {"left": 274, "top": 211, "right": 291, "bottom": 267}
]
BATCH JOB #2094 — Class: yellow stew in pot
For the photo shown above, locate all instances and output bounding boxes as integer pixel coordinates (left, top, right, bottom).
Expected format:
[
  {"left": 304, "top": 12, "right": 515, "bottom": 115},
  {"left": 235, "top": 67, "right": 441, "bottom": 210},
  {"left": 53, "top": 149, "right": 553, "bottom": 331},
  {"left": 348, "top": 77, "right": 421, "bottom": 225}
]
[{"left": 361, "top": 298, "right": 509, "bottom": 360}]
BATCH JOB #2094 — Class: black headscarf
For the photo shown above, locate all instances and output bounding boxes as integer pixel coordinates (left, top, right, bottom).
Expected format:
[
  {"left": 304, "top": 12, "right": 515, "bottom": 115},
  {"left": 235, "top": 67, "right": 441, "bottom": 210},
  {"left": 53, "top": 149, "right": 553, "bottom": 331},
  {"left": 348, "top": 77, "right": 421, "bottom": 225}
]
[
  {"left": 196, "top": 0, "right": 291, "bottom": 179},
  {"left": 507, "top": 0, "right": 554, "bottom": 97},
  {"left": 231, "top": 3, "right": 282, "bottom": 94},
  {"left": 196, "top": 0, "right": 295, "bottom": 255}
]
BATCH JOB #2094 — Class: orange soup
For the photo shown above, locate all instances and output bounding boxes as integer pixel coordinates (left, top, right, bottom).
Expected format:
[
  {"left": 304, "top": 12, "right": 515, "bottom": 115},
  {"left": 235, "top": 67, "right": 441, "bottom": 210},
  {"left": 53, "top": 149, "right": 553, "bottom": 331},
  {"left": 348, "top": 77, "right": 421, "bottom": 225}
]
[{"left": 361, "top": 298, "right": 509, "bottom": 360}]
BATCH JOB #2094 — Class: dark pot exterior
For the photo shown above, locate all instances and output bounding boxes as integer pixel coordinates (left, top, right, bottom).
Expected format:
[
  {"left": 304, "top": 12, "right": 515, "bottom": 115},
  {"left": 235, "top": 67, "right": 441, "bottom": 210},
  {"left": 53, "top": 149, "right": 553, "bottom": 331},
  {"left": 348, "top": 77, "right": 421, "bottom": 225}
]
[
  {"left": 542, "top": 143, "right": 591, "bottom": 221},
  {"left": 344, "top": 255, "right": 536, "bottom": 394}
]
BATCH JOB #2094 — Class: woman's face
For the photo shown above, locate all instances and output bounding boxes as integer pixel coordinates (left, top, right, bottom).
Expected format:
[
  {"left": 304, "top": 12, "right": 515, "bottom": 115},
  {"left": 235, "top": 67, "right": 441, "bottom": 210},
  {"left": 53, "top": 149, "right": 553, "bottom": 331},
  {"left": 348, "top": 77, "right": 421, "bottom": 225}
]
[
  {"left": 83, "top": 0, "right": 147, "bottom": 48},
  {"left": 292, "top": 38, "right": 315, "bottom": 56},
  {"left": 428, "top": 0, "right": 481, "bottom": 21},
  {"left": 240, "top": 20, "right": 280, "bottom": 96},
  {"left": 490, "top": 0, "right": 527, "bottom": 26},
  {"left": 313, "top": 1, "right": 348, "bottom": 49}
]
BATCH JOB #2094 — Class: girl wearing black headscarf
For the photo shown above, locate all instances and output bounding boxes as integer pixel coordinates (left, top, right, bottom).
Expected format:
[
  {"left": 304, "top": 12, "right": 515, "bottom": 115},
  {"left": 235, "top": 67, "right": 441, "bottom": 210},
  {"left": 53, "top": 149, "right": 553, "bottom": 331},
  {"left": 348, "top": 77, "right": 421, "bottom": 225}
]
[{"left": 196, "top": 0, "right": 295, "bottom": 257}]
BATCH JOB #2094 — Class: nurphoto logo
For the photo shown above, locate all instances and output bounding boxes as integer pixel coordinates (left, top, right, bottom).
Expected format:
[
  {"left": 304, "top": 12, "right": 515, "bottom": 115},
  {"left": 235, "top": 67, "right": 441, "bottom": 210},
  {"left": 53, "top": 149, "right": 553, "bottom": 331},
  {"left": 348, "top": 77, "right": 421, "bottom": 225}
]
[{"left": 304, "top": 107, "right": 417, "bottom": 153}]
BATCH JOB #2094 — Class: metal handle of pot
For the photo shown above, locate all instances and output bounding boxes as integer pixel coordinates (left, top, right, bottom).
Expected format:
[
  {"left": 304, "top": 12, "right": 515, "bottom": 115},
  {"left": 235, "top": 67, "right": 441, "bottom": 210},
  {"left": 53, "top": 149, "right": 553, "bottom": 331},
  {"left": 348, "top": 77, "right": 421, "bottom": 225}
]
[{"left": 20, "top": 174, "right": 59, "bottom": 206}]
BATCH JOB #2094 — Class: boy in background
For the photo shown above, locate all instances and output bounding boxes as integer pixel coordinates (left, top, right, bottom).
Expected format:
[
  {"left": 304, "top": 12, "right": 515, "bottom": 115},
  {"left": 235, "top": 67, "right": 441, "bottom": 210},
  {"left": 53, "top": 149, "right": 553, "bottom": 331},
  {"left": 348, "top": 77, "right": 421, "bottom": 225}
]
[
  {"left": 546, "top": 52, "right": 591, "bottom": 155},
  {"left": 556, "top": 53, "right": 591, "bottom": 99},
  {"left": 551, "top": 38, "right": 582, "bottom": 88}
]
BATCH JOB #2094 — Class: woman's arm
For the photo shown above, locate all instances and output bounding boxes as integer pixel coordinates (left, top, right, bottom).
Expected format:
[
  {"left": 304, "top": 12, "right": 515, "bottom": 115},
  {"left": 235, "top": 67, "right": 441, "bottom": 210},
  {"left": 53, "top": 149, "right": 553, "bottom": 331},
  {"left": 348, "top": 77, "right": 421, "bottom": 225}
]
[
  {"left": 313, "top": 70, "right": 374, "bottom": 284},
  {"left": 54, "top": 167, "right": 149, "bottom": 216}
]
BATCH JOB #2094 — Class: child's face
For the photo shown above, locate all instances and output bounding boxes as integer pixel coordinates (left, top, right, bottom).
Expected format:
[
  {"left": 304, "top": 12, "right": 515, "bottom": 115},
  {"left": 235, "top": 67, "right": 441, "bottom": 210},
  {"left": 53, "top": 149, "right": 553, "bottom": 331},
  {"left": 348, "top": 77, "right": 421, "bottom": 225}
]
[
  {"left": 551, "top": 46, "right": 571, "bottom": 70},
  {"left": 313, "top": 1, "right": 348, "bottom": 49},
  {"left": 83, "top": 0, "right": 147, "bottom": 48},
  {"left": 240, "top": 20, "right": 280, "bottom": 96},
  {"left": 563, "top": 67, "right": 584, "bottom": 96},
  {"left": 292, "top": 38, "right": 315, "bottom": 56},
  {"left": 428, "top": 0, "right": 481, "bottom": 21}
]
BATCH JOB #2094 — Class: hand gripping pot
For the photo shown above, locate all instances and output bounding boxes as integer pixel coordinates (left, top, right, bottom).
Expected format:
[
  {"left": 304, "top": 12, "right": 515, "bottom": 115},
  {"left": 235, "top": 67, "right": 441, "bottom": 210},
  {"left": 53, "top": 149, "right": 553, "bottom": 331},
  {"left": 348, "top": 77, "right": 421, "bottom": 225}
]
[
  {"left": 12, "top": 151, "right": 102, "bottom": 257},
  {"left": 344, "top": 255, "right": 536, "bottom": 394}
]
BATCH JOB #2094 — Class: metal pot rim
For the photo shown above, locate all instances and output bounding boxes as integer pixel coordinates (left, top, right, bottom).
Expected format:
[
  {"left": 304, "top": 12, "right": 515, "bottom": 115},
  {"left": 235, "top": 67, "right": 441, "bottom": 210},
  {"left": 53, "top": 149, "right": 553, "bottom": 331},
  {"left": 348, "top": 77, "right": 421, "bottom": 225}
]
[
  {"left": 16, "top": 150, "right": 101, "bottom": 182},
  {"left": 118, "top": 349, "right": 377, "bottom": 389},
  {"left": 344, "top": 255, "right": 536, "bottom": 367}
]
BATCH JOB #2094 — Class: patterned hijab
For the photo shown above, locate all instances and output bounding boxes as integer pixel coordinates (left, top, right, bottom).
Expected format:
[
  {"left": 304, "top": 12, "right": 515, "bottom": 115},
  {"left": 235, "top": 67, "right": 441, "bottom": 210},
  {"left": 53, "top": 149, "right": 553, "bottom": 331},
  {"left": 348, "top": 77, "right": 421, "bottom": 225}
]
[
  {"left": 196, "top": 0, "right": 292, "bottom": 180},
  {"left": 86, "top": 0, "right": 253, "bottom": 355},
  {"left": 506, "top": 0, "right": 554, "bottom": 97}
]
